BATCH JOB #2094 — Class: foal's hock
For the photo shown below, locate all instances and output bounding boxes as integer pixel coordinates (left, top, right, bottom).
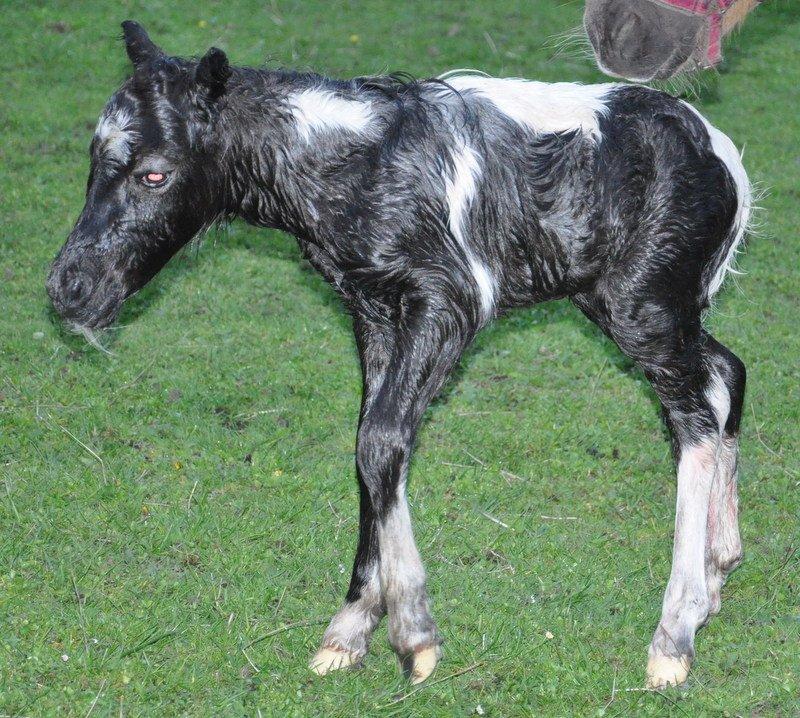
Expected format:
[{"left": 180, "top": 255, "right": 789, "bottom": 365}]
[{"left": 47, "top": 22, "right": 751, "bottom": 689}]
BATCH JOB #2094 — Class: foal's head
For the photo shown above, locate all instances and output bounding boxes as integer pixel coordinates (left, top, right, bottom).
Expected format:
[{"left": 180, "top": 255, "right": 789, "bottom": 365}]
[{"left": 47, "top": 22, "right": 231, "bottom": 330}]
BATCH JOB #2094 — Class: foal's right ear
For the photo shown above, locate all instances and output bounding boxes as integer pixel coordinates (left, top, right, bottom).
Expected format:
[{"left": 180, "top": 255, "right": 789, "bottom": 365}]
[{"left": 121, "top": 20, "right": 164, "bottom": 67}]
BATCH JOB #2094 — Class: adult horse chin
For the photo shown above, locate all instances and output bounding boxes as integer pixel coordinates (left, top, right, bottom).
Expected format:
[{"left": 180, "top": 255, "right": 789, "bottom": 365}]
[{"left": 584, "top": 0, "right": 760, "bottom": 82}]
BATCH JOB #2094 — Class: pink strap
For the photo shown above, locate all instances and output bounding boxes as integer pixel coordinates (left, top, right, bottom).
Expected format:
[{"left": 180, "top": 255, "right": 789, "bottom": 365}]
[
  {"left": 649, "top": 0, "right": 734, "bottom": 14},
  {"left": 647, "top": 0, "right": 738, "bottom": 65}
]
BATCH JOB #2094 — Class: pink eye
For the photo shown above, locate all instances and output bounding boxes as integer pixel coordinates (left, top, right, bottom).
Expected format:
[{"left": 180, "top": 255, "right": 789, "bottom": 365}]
[{"left": 140, "top": 171, "right": 170, "bottom": 187}]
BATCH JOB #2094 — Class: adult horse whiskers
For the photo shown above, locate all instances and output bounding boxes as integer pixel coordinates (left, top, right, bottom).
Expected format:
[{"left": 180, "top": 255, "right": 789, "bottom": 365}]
[{"left": 47, "top": 22, "right": 752, "bottom": 689}]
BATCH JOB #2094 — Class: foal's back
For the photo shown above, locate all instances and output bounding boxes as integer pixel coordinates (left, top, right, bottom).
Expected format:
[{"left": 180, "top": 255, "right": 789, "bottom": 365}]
[{"left": 374, "top": 76, "right": 748, "bottom": 316}]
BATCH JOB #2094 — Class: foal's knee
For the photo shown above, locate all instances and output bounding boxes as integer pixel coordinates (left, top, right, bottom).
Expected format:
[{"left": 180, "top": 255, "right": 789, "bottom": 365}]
[{"left": 356, "top": 418, "right": 410, "bottom": 514}]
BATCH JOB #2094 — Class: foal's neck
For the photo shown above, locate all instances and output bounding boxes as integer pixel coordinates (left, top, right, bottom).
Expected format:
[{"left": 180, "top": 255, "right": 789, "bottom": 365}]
[{"left": 216, "top": 69, "right": 383, "bottom": 243}]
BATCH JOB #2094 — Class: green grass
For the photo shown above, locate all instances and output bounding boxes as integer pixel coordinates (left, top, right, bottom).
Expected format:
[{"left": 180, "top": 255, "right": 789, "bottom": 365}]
[{"left": 1, "top": 1, "right": 798, "bottom": 715}]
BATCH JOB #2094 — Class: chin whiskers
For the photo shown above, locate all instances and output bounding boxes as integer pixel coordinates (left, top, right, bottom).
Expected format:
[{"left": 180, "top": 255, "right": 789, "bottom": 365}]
[{"left": 70, "top": 323, "right": 116, "bottom": 356}]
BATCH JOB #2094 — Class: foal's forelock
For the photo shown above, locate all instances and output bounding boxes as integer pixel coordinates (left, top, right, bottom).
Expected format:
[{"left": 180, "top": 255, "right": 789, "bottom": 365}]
[{"left": 94, "top": 107, "right": 138, "bottom": 166}]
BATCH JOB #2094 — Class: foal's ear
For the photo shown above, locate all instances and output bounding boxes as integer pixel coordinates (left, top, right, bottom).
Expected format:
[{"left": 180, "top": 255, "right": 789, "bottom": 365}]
[
  {"left": 121, "top": 20, "right": 164, "bottom": 67},
  {"left": 195, "top": 47, "right": 231, "bottom": 101}
]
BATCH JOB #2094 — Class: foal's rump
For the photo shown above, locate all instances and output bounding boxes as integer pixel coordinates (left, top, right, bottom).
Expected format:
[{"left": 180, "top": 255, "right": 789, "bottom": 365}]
[
  {"left": 435, "top": 77, "right": 751, "bottom": 312},
  {"left": 593, "top": 85, "right": 752, "bottom": 308}
]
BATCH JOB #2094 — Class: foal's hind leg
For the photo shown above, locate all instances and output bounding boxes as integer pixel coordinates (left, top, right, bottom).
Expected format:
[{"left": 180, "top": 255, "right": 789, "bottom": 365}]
[
  {"left": 703, "top": 337, "right": 746, "bottom": 616},
  {"left": 574, "top": 292, "right": 741, "bottom": 688},
  {"left": 639, "top": 332, "right": 744, "bottom": 689}
]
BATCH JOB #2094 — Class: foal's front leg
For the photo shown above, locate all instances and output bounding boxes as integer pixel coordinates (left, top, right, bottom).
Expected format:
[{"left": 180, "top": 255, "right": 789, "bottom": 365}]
[
  {"left": 362, "top": 316, "right": 468, "bottom": 682},
  {"left": 310, "top": 319, "right": 394, "bottom": 675},
  {"left": 312, "top": 308, "right": 469, "bottom": 682}
]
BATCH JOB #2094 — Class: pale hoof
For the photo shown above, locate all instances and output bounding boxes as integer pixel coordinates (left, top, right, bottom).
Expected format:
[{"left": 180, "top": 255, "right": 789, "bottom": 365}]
[
  {"left": 646, "top": 654, "right": 691, "bottom": 689},
  {"left": 309, "top": 646, "right": 360, "bottom": 675},
  {"left": 408, "top": 646, "right": 440, "bottom": 684}
]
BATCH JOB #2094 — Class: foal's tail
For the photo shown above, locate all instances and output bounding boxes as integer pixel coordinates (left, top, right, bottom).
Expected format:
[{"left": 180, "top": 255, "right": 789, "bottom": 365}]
[{"left": 683, "top": 103, "right": 754, "bottom": 303}]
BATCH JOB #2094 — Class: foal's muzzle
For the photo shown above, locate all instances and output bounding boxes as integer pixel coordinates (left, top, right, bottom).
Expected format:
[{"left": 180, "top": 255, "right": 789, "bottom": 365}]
[{"left": 47, "top": 256, "right": 122, "bottom": 329}]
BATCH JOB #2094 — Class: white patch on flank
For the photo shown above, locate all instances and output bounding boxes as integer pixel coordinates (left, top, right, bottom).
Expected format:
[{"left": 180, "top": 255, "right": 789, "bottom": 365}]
[
  {"left": 443, "top": 74, "right": 615, "bottom": 139},
  {"left": 705, "top": 371, "right": 731, "bottom": 436},
  {"left": 95, "top": 109, "right": 136, "bottom": 164},
  {"left": 288, "top": 89, "right": 374, "bottom": 142},
  {"left": 682, "top": 101, "right": 752, "bottom": 298},
  {"left": 444, "top": 140, "right": 495, "bottom": 319}
]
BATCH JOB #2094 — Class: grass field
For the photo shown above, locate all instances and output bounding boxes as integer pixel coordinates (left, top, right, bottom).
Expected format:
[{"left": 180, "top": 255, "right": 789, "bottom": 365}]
[{"left": 1, "top": 1, "right": 799, "bottom": 715}]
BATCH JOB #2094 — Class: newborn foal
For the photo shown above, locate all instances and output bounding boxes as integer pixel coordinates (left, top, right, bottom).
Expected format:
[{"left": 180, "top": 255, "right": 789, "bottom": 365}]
[{"left": 47, "top": 22, "right": 751, "bottom": 688}]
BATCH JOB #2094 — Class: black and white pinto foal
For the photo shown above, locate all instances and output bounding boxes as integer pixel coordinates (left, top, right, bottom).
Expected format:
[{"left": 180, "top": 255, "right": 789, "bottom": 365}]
[{"left": 47, "top": 23, "right": 751, "bottom": 688}]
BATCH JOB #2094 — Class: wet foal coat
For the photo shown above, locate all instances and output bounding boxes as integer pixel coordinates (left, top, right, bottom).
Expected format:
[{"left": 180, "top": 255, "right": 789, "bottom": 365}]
[{"left": 47, "top": 23, "right": 751, "bottom": 688}]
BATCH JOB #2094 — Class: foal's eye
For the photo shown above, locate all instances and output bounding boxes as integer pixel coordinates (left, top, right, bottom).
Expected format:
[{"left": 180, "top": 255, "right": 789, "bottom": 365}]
[{"left": 139, "top": 171, "right": 170, "bottom": 188}]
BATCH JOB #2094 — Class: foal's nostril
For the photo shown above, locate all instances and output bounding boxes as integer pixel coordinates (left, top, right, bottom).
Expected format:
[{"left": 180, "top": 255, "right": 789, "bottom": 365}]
[
  {"left": 67, "top": 277, "right": 87, "bottom": 302},
  {"left": 53, "top": 267, "right": 94, "bottom": 311}
]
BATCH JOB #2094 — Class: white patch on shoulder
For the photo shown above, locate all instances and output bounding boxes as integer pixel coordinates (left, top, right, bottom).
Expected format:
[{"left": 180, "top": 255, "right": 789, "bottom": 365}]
[
  {"left": 95, "top": 108, "right": 136, "bottom": 164},
  {"left": 681, "top": 101, "right": 752, "bottom": 298},
  {"left": 288, "top": 89, "right": 375, "bottom": 142},
  {"left": 444, "top": 140, "right": 495, "bottom": 319},
  {"left": 443, "top": 75, "right": 615, "bottom": 138}
]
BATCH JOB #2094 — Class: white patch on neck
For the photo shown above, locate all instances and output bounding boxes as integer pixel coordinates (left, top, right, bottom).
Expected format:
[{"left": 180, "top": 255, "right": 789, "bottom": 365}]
[
  {"left": 443, "top": 75, "right": 614, "bottom": 139},
  {"left": 444, "top": 140, "right": 495, "bottom": 319},
  {"left": 288, "top": 89, "right": 374, "bottom": 142},
  {"left": 95, "top": 109, "right": 136, "bottom": 164}
]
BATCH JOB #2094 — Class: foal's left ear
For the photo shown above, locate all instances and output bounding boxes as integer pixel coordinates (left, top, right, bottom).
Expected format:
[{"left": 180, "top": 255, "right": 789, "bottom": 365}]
[
  {"left": 195, "top": 47, "right": 231, "bottom": 101},
  {"left": 121, "top": 20, "right": 164, "bottom": 67}
]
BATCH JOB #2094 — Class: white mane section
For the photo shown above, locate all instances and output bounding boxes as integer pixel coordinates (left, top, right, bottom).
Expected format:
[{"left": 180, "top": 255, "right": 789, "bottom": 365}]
[
  {"left": 443, "top": 75, "right": 615, "bottom": 139},
  {"left": 288, "top": 89, "right": 375, "bottom": 142},
  {"left": 95, "top": 108, "right": 136, "bottom": 164},
  {"left": 681, "top": 101, "right": 752, "bottom": 298},
  {"left": 444, "top": 140, "right": 495, "bottom": 319}
]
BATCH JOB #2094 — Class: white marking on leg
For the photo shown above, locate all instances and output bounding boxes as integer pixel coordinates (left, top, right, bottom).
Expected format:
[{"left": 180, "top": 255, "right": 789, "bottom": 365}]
[
  {"left": 667, "top": 441, "right": 716, "bottom": 622},
  {"left": 703, "top": 369, "right": 742, "bottom": 612},
  {"left": 648, "top": 439, "right": 717, "bottom": 687},
  {"left": 312, "top": 563, "right": 383, "bottom": 674},
  {"left": 444, "top": 140, "right": 495, "bottom": 319},
  {"left": 379, "top": 490, "right": 437, "bottom": 655},
  {"left": 443, "top": 75, "right": 614, "bottom": 139},
  {"left": 705, "top": 369, "right": 731, "bottom": 436},
  {"left": 288, "top": 89, "right": 375, "bottom": 142},
  {"left": 322, "top": 563, "right": 382, "bottom": 649},
  {"left": 705, "top": 434, "right": 742, "bottom": 613}
]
